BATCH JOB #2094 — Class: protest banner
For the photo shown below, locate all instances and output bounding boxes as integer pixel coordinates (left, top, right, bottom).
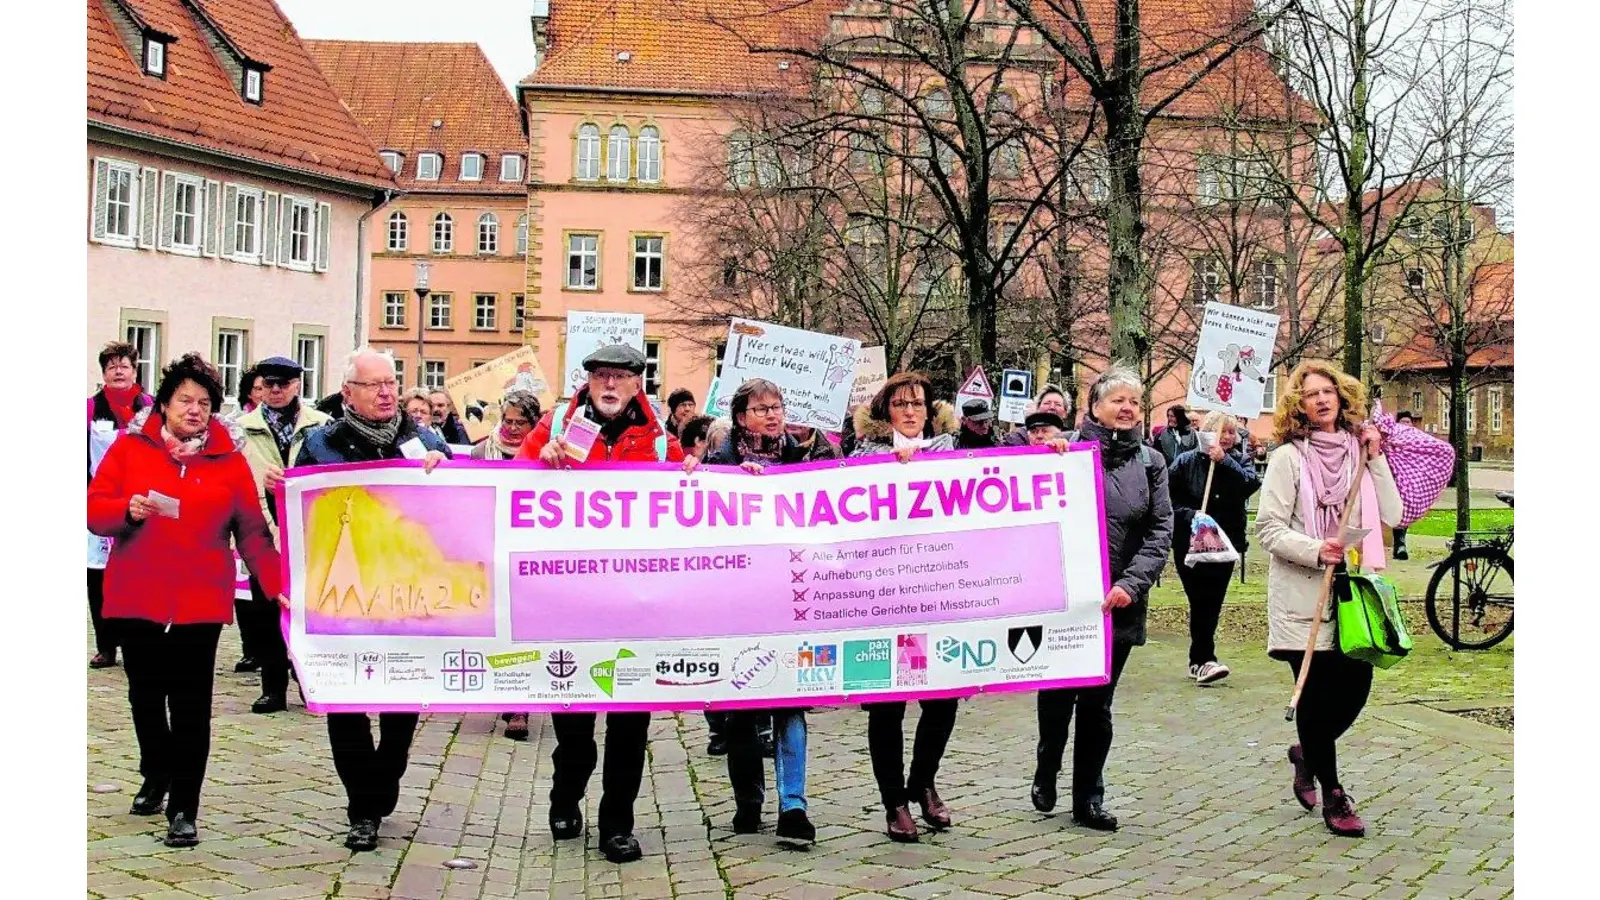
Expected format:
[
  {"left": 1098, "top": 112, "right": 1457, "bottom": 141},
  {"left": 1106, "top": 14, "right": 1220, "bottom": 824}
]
[
  {"left": 277, "top": 447, "right": 1113, "bottom": 713},
  {"left": 850, "top": 346, "right": 888, "bottom": 409},
  {"left": 234, "top": 551, "right": 252, "bottom": 601},
  {"left": 707, "top": 319, "right": 860, "bottom": 431},
  {"left": 562, "top": 312, "right": 646, "bottom": 397},
  {"left": 444, "top": 345, "right": 555, "bottom": 443},
  {"left": 1186, "top": 302, "right": 1281, "bottom": 417}
]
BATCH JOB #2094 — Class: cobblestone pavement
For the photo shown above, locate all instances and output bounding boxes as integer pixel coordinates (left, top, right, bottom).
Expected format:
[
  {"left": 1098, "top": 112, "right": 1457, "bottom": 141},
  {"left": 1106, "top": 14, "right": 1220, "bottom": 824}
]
[{"left": 88, "top": 627, "right": 1513, "bottom": 899}]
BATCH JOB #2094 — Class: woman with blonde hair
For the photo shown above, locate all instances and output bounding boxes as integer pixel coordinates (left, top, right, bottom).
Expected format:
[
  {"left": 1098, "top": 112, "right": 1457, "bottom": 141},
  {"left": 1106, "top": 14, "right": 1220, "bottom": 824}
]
[
  {"left": 1167, "top": 409, "right": 1260, "bottom": 685},
  {"left": 1255, "top": 360, "right": 1402, "bottom": 838}
]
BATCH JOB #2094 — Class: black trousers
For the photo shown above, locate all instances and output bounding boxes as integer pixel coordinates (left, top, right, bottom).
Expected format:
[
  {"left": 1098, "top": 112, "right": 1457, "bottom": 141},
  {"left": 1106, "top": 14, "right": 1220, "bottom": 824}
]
[
  {"left": 87, "top": 568, "right": 117, "bottom": 657},
  {"left": 327, "top": 712, "right": 419, "bottom": 822},
  {"left": 1175, "top": 555, "right": 1236, "bottom": 667},
  {"left": 864, "top": 698, "right": 958, "bottom": 809},
  {"left": 241, "top": 576, "right": 290, "bottom": 694},
  {"left": 549, "top": 712, "right": 651, "bottom": 837},
  {"left": 704, "top": 710, "right": 726, "bottom": 737},
  {"left": 1036, "top": 641, "right": 1134, "bottom": 810},
  {"left": 118, "top": 619, "right": 223, "bottom": 821},
  {"left": 1280, "top": 650, "right": 1373, "bottom": 792}
]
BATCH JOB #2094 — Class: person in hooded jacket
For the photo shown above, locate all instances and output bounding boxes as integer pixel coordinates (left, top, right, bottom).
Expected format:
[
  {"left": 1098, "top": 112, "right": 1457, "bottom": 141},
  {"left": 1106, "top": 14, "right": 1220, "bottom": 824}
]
[
  {"left": 1168, "top": 410, "right": 1260, "bottom": 685},
  {"left": 87, "top": 353, "right": 282, "bottom": 848},
  {"left": 1031, "top": 365, "right": 1173, "bottom": 833},
  {"left": 87, "top": 340, "right": 154, "bottom": 669}
]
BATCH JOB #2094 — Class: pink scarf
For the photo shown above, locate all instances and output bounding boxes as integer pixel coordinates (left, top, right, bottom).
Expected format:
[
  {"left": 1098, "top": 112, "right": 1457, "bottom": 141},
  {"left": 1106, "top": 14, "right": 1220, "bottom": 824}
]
[
  {"left": 161, "top": 425, "right": 206, "bottom": 465},
  {"left": 1296, "top": 430, "right": 1386, "bottom": 570}
]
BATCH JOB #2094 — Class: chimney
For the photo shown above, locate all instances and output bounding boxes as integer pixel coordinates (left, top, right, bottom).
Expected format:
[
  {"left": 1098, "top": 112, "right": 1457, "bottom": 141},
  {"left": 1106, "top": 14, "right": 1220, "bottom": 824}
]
[{"left": 531, "top": 0, "right": 551, "bottom": 62}]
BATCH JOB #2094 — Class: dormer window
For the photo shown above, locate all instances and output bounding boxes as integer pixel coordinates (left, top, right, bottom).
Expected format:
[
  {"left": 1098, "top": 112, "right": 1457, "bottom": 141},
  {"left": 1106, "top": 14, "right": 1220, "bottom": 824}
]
[
  {"left": 500, "top": 154, "right": 524, "bottom": 182},
  {"left": 143, "top": 36, "right": 168, "bottom": 78},
  {"left": 460, "top": 153, "right": 484, "bottom": 181},
  {"left": 243, "top": 66, "right": 263, "bottom": 104},
  {"left": 380, "top": 151, "right": 403, "bottom": 174},
  {"left": 417, "top": 153, "right": 442, "bottom": 181}
]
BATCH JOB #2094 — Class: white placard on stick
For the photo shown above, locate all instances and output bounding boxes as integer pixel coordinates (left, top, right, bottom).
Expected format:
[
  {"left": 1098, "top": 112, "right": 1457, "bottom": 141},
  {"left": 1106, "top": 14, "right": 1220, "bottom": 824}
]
[
  {"left": 850, "top": 346, "right": 888, "bottom": 409},
  {"left": 563, "top": 311, "right": 646, "bottom": 398},
  {"left": 1186, "top": 302, "right": 1281, "bottom": 417},
  {"left": 708, "top": 319, "right": 860, "bottom": 431}
]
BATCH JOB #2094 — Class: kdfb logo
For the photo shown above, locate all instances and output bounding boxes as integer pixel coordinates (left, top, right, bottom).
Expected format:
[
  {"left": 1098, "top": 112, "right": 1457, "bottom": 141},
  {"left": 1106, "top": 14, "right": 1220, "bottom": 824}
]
[
  {"left": 1007, "top": 626, "right": 1044, "bottom": 664},
  {"left": 936, "top": 637, "right": 997, "bottom": 671},
  {"left": 442, "top": 650, "right": 487, "bottom": 692}
]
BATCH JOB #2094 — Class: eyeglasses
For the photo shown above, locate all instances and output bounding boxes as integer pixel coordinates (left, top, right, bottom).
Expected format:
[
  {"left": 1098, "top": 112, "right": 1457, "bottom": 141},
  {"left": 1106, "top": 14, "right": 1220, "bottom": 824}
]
[
  {"left": 889, "top": 399, "right": 926, "bottom": 410},
  {"left": 590, "top": 369, "right": 638, "bottom": 384},
  {"left": 748, "top": 403, "right": 784, "bottom": 416},
  {"left": 347, "top": 379, "right": 399, "bottom": 393},
  {"left": 263, "top": 377, "right": 296, "bottom": 388}
]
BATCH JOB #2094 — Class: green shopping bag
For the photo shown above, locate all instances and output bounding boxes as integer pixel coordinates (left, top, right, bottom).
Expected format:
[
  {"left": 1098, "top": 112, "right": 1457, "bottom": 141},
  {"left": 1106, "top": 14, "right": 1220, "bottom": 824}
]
[{"left": 1334, "top": 570, "right": 1414, "bottom": 669}]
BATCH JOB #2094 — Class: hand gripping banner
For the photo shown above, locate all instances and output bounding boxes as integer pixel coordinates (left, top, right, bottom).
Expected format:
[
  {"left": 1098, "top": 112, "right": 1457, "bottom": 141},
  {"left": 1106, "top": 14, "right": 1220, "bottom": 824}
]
[{"left": 277, "top": 446, "right": 1114, "bottom": 713}]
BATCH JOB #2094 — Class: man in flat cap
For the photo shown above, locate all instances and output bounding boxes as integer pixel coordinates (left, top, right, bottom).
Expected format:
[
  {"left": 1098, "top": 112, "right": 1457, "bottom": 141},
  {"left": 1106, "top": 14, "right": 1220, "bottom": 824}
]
[
  {"left": 516, "top": 343, "right": 684, "bottom": 863},
  {"left": 1023, "top": 410, "right": 1067, "bottom": 446},
  {"left": 957, "top": 398, "right": 999, "bottom": 450},
  {"left": 234, "top": 355, "right": 329, "bottom": 713}
]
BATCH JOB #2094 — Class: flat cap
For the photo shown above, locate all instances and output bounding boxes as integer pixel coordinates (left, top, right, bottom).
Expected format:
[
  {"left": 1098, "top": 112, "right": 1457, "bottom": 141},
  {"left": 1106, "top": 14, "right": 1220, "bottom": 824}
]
[
  {"left": 961, "top": 398, "right": 993, "bottom": 421},
  {"left": 1024, "top": 411, "right": 1065, "bottom": 431},
  {"left": 256, "top": 355, "right": 302, "bottom": 378},
  {"left": 582, "top": 343, "right": 647, "bottom": 374}
]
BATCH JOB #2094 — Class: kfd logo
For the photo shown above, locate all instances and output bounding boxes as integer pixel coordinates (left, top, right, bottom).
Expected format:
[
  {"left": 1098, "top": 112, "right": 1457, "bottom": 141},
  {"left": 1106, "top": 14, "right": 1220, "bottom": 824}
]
[
  {"left": 795, "top": 642, "right": 838, "bottom": 686},
  {"left": 936, "top": 637, "right": 997, "bottom": 671}
]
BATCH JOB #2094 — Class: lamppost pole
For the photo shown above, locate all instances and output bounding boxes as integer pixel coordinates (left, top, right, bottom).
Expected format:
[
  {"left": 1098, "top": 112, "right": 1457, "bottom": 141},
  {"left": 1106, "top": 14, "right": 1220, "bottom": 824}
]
[{"left": 413, "top": 260, "right": 431, "bottom": 389}]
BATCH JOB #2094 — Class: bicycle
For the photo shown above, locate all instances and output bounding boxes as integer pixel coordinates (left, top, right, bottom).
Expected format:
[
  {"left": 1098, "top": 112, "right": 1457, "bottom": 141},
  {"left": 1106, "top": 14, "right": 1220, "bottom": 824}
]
[{"left": 1424, "top": 491, "right": 1514, "bottom": 650}]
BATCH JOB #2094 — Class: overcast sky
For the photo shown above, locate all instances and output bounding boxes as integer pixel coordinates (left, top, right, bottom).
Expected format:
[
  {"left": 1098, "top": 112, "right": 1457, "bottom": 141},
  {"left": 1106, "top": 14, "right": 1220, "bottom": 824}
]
[{"left": 279, "top": 0, "right": 536, "bottom": 89}]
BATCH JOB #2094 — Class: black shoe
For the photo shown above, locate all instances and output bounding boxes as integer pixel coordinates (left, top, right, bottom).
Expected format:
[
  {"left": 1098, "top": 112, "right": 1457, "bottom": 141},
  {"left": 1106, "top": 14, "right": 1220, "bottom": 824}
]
[
  {"left": 775, "top": 808, "right": 816, "bottom": 845},
  {"left": 251, "top": 692, "right": 287, "bottom": 714},
  {"left": 732, "top": 802, "right": 762, "bottom": 834},
  {"left": 760, "top": 731, "right": 776, "bottom": 758},
  {"left": 163, "top": 813, "right": 198, "bottom": 847},
  {"left": 1031, "top": 772, "right": 1058, "bottom": 813},
  {"left": 130, "top": 778, "right": 167, "bottom": 816},
  {"left": 600, "top": 832, "right": 642, "bottom": 863},
  {"left": 89, "top": 652, "right": 117, "bottom": 669},
  {"left": 549, "top": 807, "right": 583, "bottom": 841},
  {"left": 1072, "top": 803, "right": 1119, "bottom": 832},
  {"left": 707, "top": 734, "right": 728, "bottom": 756},
  {"left": 234, "top": 657, "right": 259, "bottom": 673},
  {"left": 1393, "top": 545, "right": 1410, "bottom": 561},
  {"left": 344, "top": 818, "right": 379, "bottom": 852}
]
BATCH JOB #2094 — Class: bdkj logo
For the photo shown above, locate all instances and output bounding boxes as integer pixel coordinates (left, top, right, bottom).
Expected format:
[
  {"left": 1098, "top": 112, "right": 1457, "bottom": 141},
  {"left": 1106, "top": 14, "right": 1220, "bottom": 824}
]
[
  {"left": 897, "top": 633, "right": 928, "bottom": 686},
  {"left": 731, "top": 646, "right": 779, "bottom": 691},
  {"left": 590, "top": 648, "right": 643, "bottom": 697},
  {"left": 843, "top": 638, "right": 891, "bottom": 691},
  {"left": 795, "top": 642, "right": 839, "bottom": 688},
  {"left": 1007, "top": 626, "right": 1044, "bottom": 664},
  {"left": 936, "top": 637, "right": 997, "bottom": 671},
  {"left": 546, "top": 649, "right": 578, "bottom": 680},
  {"left": 442, "top": 650, "right": 486, "bottom": 692}
]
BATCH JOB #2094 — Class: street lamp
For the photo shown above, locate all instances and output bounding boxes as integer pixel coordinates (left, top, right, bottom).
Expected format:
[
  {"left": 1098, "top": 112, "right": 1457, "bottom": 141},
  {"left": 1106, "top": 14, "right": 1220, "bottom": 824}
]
[{"left": 413, "top": 260, "right": 431, "bottom": 389}]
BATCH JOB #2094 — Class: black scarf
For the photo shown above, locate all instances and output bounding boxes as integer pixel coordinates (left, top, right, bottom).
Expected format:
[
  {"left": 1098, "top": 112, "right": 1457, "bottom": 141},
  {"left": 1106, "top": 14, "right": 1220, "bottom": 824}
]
[
  {"left": 1079, "top": 417, "right": 1145, "bottom": 470},
  {"left": 261, "top": 399, "right": 300, "bottom": 463},
  {"left": 345, "top": 409, "right": 401, "bottom": 453},
  {"left": 585, "top": 394, "right": 648, "bottom": 446}
]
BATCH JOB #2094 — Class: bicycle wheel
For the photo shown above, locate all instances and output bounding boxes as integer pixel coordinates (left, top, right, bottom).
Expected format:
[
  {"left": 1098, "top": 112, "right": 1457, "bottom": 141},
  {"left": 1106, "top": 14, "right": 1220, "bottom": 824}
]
[{"left": 1425, "top": 547, "right": 1514, "bottom": 650}]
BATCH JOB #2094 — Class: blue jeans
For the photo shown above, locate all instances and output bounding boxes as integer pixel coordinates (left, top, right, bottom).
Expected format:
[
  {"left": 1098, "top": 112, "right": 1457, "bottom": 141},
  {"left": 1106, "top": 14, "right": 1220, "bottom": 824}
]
[{"left": 727, "top": 709, "right": 807, "bottom": 812}]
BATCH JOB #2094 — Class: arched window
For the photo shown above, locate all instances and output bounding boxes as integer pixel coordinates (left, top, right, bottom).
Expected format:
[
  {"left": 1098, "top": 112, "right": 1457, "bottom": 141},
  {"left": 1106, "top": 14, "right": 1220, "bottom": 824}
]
[
  {"left": 576, "top": 124, "right": 600, "bottom": 181},
  {"left": 637, "top": 126, "right": 661, "bottom": 183},
  {"left": 924, "top": 88, "right": 952, "bottom": 120},
  {"left": 607, "top": 125, "right": 632, "bottom": 181},
  {"left": 477, "top": 213, "right": 499, "bottom": 254},
  {"left": 432, "top": 212, "right": 453, "bottom": 254},
  {"left": 516, "top": 214, "right": 528, "bottom": 255},
  {"left": 728, "top": 130, "right": 755, "bottom": 187},
  {"left": 386, "top": 211, "right": 408, "bottom": 252}
]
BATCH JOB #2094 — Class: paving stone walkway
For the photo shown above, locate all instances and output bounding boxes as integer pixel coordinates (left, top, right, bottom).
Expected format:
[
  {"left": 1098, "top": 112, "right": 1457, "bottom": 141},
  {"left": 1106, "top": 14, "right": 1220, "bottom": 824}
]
[{"left": 87, "top": 626, "right": 1512, "bottom": 899}]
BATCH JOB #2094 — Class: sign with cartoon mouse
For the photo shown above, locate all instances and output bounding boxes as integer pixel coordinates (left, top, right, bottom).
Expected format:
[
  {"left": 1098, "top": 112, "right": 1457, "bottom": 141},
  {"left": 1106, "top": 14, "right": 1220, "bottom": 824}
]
[{"left": 1186, "top": 302, "right": 1281, "bottom": 417}]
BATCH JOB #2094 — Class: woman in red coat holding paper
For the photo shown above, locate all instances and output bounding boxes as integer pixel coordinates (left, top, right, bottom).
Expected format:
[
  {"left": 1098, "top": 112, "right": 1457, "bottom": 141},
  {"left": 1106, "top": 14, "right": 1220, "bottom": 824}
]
[{"left": 87, "top": 353, "right": 282, "bottom": 848}]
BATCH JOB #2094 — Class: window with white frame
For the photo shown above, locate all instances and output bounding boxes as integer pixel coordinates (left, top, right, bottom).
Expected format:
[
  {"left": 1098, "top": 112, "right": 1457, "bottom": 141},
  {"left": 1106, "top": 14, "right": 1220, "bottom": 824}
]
[
  {"left": 516, "top": 215, "right": 528, "bottom": 255},
  {"left": 1411, "top": 389, "right": 1424, "bottom": 414},
  {"left": 607, "top": 125, "right": 631, "bottom": 181},
  {"left": 643, "top": 340, "right": 663, "bottom": 397},
  {"left": 637, "top": 126, "right": 661, "bottom": 183},
  {"left": 380, "top": 151, "right": 403, "bottom": 174},
  {"left": 1406, "top": 268, "right": 1425, "bottom": 295},
  {"left": 294, "top": 333, "right": 324, "bottom": 399},
  {"left": 424, "top": 360, "right": 446, "bottom": 389},
  {"left": 428, "top": 293, "right": 452, "bottom": 329},
  {"left": 460, "top": 153, "right": 484, "bottom": 181},
  {"left": 286, "top": 197, "right": 315, "bottom": 267},
  {"left": 566, "top": 234, "right": 599, "bottom": 289},
  {"left": 1192, "top": 258, "right": 1221, "bottom": 305},
  {"left": 728, "top": 131, "right": 754, "bottom": 187},
  {"left": 125, "top": 321, "right": 161, "bottom": 392},
  {"left": 1197, "top": 156, "right": 1222, "bottom": 206},
  {"left": 97, "top": 161, "right": 139, "bottom": 245},
  {"left": 1253, "top": 259, "right": 1280, "bottom": 309},
  {"left": 387, "top": 211, "right": 408, "bottom": 252},
  {"left": 243, "top": 67, "right": 263, "bottom": 104},
  {"left": 474, "top": 294, "right": 497, "bottom": 330},
  {"left": 632, "top": 236, "right": 664, "bottom": 291},
  {"left": 417, "top": 153, "right": 442, "bottom": 181},
  {"left": 477, "top": 213, "right": 499, "bottom": 254},
  {"left": 1402, "top": 215, "right": 1424, "bottom": 240},
  {"left": 1439, "top": 388, "right": 1451, "bottom": 433},
  {"left": 576, "top": 124, "right": 601, "bottom": 181},
  {"left": 169, "top": 176, "right": 201, "bottom": 251},
  {"left": 394, "top": 359, "right": 405, "bottom": 390},
  {"left": 144, "top": 38, "right": 166, "bottom": 77},
  {"left": 1488, "top": 387, "right": 1503, "bottom": 433},
  {"left": 232, "top": 187, "right": 263, "bottom": 260},
  {"left": 215, "top": 329, "right": 247, "bottom": 399},
  {"left": 512, "top": 294, "right": 525, "bottom": 331},
  {"left": 382, "top": 291, "right": 407, "bottom": 328},
  {"left": 500, "top": 154, "right": 524, "bottom": 182},
  {"left": 1262, "top": 373, "right": 1277, "bottom": 411},
  {"left": 432, "top": 212, "right": 453, "bottom": 253},
  {"left": 1465, "top": 388, "right": 1477, "bottom": 433}
]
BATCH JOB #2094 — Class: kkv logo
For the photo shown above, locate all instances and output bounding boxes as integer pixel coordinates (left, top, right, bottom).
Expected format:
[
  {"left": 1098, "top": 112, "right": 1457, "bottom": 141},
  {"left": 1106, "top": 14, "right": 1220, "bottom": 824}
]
[{"left": 794, "top": 642, "right": 838, "bottom": 687}]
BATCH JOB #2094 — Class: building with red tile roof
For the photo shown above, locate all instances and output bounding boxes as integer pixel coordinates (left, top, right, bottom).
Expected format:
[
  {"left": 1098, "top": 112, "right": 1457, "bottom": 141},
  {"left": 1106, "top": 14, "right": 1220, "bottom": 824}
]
[
  {"left": 87, "top": 0, "right": 394, "bottom": 400},
  {"left": 307, "top": 40, "right": 532, "bottom": 392}
]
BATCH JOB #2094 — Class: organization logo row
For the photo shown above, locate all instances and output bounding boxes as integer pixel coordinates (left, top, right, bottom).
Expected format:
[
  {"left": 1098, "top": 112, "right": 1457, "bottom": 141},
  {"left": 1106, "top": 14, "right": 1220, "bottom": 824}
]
[{"left": 301, "top": 623, "right": 1099, "bottom": 703}]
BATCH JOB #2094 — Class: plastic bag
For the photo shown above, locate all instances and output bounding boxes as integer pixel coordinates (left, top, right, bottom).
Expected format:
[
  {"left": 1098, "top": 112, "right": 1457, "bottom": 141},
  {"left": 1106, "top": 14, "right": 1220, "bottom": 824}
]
[
  {"left": 1185, "top": 511, "right": 1241, "bottom": 566},
  {"left": 1369, "top": 399, "right": 1455, "bottom": 528}
]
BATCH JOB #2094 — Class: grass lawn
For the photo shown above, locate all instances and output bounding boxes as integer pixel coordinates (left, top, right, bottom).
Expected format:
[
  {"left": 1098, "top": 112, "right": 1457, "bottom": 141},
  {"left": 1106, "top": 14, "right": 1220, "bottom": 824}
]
[{"left": 1403, "top": 507, "right": 1514, "bottom": 538}]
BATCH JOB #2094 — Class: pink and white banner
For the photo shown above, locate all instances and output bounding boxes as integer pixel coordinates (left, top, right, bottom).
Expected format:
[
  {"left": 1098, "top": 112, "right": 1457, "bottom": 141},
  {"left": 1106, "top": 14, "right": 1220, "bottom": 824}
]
[{"left": 278, "top": 446, "right": 1113, "bottom": 713}]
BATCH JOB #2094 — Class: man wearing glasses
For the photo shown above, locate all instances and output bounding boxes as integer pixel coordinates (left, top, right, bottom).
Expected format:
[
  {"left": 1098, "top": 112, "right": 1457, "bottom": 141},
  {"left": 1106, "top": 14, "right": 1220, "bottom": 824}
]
[
  {"left": 234, "top": 355, "right": 330, "bottom": 712},
  {"left": 517, "top": 344, "right": 684, "bottom": 863},
  {"left": 296, "top": 348, "right": 450, "bottom": 852}
]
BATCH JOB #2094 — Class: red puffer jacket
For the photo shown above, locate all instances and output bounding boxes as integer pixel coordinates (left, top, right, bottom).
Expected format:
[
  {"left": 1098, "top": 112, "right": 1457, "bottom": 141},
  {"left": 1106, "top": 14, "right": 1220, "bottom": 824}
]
[
  {"left": 517, "top": 388, "right": 685, "bottom": 466},
  {"left": 87, "top": 409, "right": 282, "bottom": 625}
]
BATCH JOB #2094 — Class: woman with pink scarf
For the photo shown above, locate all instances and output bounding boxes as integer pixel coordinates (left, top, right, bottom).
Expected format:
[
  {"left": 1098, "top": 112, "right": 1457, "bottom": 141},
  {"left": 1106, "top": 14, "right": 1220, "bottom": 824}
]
[{"left": 1256, "top": 360, "right": 1401, "bottom": 839}]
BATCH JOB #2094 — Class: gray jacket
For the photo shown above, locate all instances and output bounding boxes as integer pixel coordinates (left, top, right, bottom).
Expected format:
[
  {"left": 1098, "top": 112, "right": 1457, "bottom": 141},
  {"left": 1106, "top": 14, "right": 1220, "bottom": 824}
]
[{"left": 1093, "top": 435, "right": 1174, "bottom": 647}]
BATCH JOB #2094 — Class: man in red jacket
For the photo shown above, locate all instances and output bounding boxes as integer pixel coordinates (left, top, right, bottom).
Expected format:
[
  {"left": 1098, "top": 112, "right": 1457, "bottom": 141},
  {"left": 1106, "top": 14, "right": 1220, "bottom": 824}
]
[{"left": 517, "top": 344, "right": 682, "bottom": 864}]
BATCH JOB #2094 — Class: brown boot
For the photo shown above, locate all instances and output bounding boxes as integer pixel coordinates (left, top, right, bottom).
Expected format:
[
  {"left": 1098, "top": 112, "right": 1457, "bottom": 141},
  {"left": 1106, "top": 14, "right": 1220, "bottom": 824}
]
[
  {"left": 916, "top": 786, "right": 952, "bottom": 830},
  {"left": 885, "top": 804, "right": 919, "bottom": 843}
]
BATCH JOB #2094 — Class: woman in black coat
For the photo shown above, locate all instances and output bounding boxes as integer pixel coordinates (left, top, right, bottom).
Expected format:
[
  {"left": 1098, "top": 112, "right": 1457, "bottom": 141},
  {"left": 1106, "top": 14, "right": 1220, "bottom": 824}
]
[{"left": 1168, "top": 411, "right": 1261, "bottom": 685}]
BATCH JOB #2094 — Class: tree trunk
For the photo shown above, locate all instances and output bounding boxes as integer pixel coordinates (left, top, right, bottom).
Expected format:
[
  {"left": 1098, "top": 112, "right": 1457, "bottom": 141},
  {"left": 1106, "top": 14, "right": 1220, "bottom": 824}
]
[
  {"left": 1341, "top": 0, "right": 1371, "bottom": 379},
  {"left": 1106, "top": 101, "right": 1150, "bottom": 367}
]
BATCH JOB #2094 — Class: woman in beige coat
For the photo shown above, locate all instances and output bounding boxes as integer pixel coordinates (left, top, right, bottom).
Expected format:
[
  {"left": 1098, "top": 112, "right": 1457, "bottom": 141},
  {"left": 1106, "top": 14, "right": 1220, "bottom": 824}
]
[{"left": 1255, "top": 360, "right": 1401, "bottom": 839}]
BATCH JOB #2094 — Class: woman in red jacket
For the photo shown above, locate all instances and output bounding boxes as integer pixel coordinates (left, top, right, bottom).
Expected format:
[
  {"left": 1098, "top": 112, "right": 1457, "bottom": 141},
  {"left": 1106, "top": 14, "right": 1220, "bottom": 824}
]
[{"left": 87, "top": 353, "right": 282, "bottom": 848}]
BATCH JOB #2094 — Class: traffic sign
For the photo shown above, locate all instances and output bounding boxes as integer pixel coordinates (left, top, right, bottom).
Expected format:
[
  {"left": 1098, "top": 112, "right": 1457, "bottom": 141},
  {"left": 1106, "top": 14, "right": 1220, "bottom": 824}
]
[{"left": 956, "top": 366, "right": 994, "bottom": 401}]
